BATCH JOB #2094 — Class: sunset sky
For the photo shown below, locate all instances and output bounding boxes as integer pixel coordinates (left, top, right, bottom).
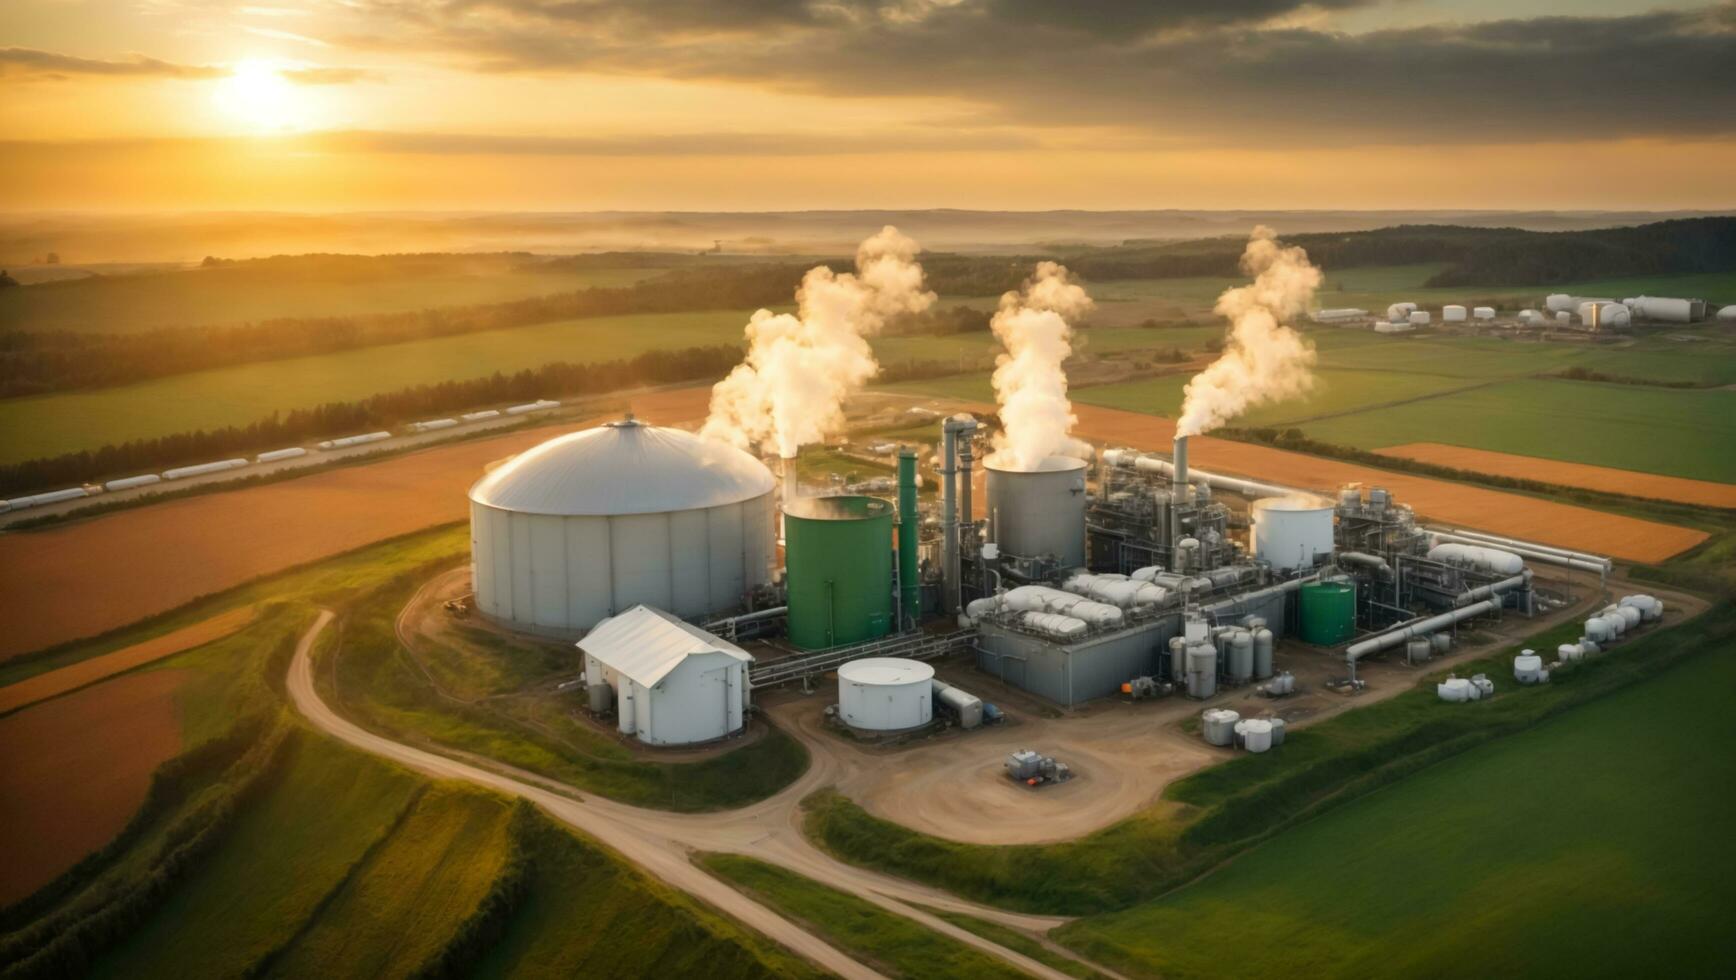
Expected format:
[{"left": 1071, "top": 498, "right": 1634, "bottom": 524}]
[{"left": 3, "top": 0, "right": 1734, "bottom": 211}]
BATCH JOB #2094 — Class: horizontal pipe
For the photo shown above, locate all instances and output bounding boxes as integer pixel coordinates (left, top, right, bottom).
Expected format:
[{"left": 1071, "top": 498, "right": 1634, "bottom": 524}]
[
  {"left": 1127, "top": 454, "right": 1298, "bottom": 500},
  {"left": 1346, "top": 599, "right": 1501, "bottom": 663},
  {"left": 1200, "top": 573, "right": 1317, "bottom": 616},
  {"left": 1429, "top": 531, "right": 1608, "bottom": 575},
  {"left": 1337, "top": 551, "right": 1390, "bottom": 573},
  {"left": 1431, "top": 526, "right": 1610, "bottom": 571},
  {"left": 1455, "top": 571, "right": 1530, "bottom": 607}
]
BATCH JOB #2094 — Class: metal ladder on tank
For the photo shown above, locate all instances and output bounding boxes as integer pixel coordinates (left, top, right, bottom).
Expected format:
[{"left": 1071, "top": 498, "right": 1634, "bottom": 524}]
[{"left": 747, "top": 629, "right": 977, "bottom": 690}]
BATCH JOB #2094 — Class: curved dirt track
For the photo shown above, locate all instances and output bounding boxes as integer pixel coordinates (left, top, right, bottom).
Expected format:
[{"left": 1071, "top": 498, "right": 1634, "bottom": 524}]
[{"left": 288, "top": 612, "right": 1100, "bottom": 980}]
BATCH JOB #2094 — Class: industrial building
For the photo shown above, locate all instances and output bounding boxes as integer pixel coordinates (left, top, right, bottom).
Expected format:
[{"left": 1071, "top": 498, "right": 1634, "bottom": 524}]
[
  {"left": 468, "top": 416, "right": 776, "bottom": 635},
  {"left": 578, "top": 605, "right": 752, "bottom": 745}
]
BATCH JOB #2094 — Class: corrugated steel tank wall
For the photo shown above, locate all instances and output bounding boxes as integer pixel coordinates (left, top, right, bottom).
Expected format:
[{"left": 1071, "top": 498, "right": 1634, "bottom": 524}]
[
  {"left": 784, "top": 495, "right": 894, "bottom": 650},
  {"left": 470, "top": 492, "right": 775, "bottom": 634},
  {"left": 985, "top": 456, "right": 1088, "bottom": 567}
]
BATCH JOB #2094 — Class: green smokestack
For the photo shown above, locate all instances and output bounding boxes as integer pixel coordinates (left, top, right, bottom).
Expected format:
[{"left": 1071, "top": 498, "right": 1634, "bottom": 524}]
[{"left": 898, "top": 448, "right": 920, "bottom": 628}]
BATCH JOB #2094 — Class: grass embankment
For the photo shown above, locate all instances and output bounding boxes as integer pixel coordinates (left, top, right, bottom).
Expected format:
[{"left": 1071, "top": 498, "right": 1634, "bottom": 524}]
[
  {"left": 320, "top": 564, "right": 809, "bottom": 811},
  {"left": 1058, "top": 621, "right": 1736, "bottom": 978},
  {"left": 805, "top": 603, "right": 1736, "bottom": 916},
  {"left": 697, "top": 853, "right": 1023, "bottom": 980},
  {"left": 916, "top": 906, "right": 1108, "bottom": 980}
]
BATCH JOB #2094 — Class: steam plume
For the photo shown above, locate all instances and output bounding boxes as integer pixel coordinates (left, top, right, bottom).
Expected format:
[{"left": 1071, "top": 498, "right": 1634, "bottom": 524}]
[
  {"left": 987, "top": 261, "right": 1094, "bottom": 470},
  {"left": 1175, "top": 226, "right": 1321, "bottom": 438},
  {"left": 701, "top": 226, "right": 934, "bottom": 457}
]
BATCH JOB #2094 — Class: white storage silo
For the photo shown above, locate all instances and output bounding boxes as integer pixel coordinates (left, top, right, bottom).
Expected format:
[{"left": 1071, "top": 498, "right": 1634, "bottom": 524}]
[
  {"left": 984, "top": 455, "right": 1088, "bottom": 567},
  {"left": 469, "top": 417, "right": 776, "bottom": 635},
  {"left": 1251, "top": 495, "right": 1335, "bottom": 571},
  {"left": 1443, "top": 305, "right": 1467, "bottom": 322},
  {"left": 838, "top": 658, "right": 935, "bottom": 732}
]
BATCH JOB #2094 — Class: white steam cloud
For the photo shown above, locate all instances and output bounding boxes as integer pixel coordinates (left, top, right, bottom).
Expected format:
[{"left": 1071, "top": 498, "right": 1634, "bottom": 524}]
[
  {"left": 987, "top": 261, "right": 1095, "bottom": 471},
  {"left": 701, "top": 226, "right": 934, "bottom": 457},
  {"left": 1175, "top": 226, "right": 1322, "bottom": 438}
]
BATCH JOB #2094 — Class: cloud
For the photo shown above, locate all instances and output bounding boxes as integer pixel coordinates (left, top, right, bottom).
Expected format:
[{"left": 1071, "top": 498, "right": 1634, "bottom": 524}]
[
  {"left": 0, "top": 47, "right": 225, "bottom": 80},
  {"left": 341, "top": 0, "right": 1736, "bottom": 144},
  {"left": 0, "top": 47, "right": 382, "bottom": 86}
]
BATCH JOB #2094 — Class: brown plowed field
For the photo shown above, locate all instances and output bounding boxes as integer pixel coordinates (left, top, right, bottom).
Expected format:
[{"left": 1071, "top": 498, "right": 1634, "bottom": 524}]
[
  {"left": 938, "top": 399, "right": 1709, "bottom": 565},
  {"left": 1376, "top": 442, "right": 1736, "bottom": 509},
  {"left": 0, "top": 389, "right": 708, "bottom": 661},
  {"left": 0, "top": 669, "right": 187, "bottom": 904},
  {"left": 0, "top": 606, "right": 257, "bottom": 714}
]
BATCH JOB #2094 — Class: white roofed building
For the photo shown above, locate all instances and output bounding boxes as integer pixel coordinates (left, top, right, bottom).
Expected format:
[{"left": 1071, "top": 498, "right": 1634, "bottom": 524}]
[
  {"left": 578, "top": 605, "right": 753, "bottom": 745},
  {"left": 469, "top": 416, "right": 777, "bottom": 635}
]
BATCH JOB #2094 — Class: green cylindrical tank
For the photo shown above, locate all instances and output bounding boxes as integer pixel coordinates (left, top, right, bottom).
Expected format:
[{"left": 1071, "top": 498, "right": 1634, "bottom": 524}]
[
  {"left": 1299, "top": 582, "right": 1356, "bottom": 645},
  {"left": 785, "top": 495, "right": 894, "bottom": 650}
]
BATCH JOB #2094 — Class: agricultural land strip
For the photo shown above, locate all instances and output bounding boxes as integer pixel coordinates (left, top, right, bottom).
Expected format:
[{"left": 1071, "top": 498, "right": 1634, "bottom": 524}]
[
  {"left": 1376, "top": 442, "right": 1736, "bottom": 509},
  {"left": 0, "top": 606, "right": 257, "bottom": 714}
]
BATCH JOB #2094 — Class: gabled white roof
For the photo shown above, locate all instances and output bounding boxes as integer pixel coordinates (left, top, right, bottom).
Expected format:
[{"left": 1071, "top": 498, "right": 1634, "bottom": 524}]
[
  {"left": 577, "top": 605, "right": 752, "bottom": 688},
  {"left": 470, "top": 417, "right": 774, "bottom": 516}
]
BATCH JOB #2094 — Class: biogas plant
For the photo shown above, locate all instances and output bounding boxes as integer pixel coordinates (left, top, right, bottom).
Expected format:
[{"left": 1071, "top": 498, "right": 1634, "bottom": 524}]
[
  {"left": 452, "top": 227, "right": 1668, "bottom": 792},
  {"left": 458, "top": 412, "right": 1661, "bottom": 765}
]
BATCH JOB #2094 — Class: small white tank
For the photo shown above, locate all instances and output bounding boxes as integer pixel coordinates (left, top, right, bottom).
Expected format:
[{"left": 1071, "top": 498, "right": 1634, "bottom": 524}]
[
  {"left": 1616, "top": 605, "right": 1642, "bottom": 630},
  {"left": 1242, "top": 719, "right": 1274, "bottom": 753},
  {"left": 1406, "top": 637, "right": 1431, "bottom": 665},
  {"left": 1228, "top": 630, "right": 1254, "bottom": 683},
  {"left": 1437, "top": 678, "right": 1473, "bottom": 702},
  {"left": 1187, "top": 644, "right": 1218, "bottom": 699},
  {"left": 1471, "top": 675, "right": 1495, "bottom": 698},
  {"left": 1202, "top": 708, "right": 1240, "bottom": 746},
  {"left": 1408, "top": 310, "right": 1431, "bottom": 326},
  {"left": 1430, "top": 632, "right": 1452, "bottom": 655},
  {"left": 1442, "top": 304, "right": 1467, "bottom": 322},
  {"left": 1268, "top": 717, "right": 1287, "bottom": 745},
  {"left": 1168, "top": 636, "right": 1187, "bottom": 683},
  {"left": 1584, "top": 617, "right": 1611, "bottom": 643},
  {"left": 1514, "top": 652, "right": 1544, "bottom": 683},
  {"left": 1557, "top": 643, "right": 1584, "bottom": 663}
]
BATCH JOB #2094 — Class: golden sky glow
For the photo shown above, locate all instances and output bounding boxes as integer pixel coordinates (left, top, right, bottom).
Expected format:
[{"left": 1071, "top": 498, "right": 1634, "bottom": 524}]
[{"left": 2, "top": 0, "right": 1733, "bottom": 211}]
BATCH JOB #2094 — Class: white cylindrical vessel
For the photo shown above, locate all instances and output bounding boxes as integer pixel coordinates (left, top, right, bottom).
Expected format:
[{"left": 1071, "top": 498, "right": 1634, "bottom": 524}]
[
  {"left": 461, "top": 410, "right": 502, "bottom": 422},
  {"left": 838, "top": 658, "right": 934, "bottom": 732},
  {"left": 1406, "top": 637, "right": 1431, "bottom": 665},
  {"left": 469, "top": 418, "right": 776, "bottom": 635},
  {"left": 1202, "top": 708, "right": 1240, "bottom": 746},
  {"left": 985, "top": 456, "right": 1088, "bottom": 567},
  {"left": 1228, "top": 630, "right": 1254, "bottom": 682},
  {"left": 162, "top": 458, "right": 249, "bottom": 480},
  {"left": 1242, "top": 718, "right": 1273, "bottom": 753},
  {"left": 104, "top": 474, "right": 162, "bottom": 492},
  {"left": 1186, "top": 644, "right": 1218, "bottom": 699},
  {"left": 1514, "top": 652, "right": 1543, "bottom": 683},
  {"left": 256, "top": 447, "right": 308, "bottom": 463},
  {"left": 1443, "top": 305, "right": 1467, "bottom": 322},
  {"left": 1427, "top": 542, "right": 1525, "bottom": 575},
  {"left": 1437, "top": 678, "right": 1473, "bottom": 702},
  {"left": 1252, "top": 628, "right": 1275, "bottom": 679},
  {"left": 1251, "top": 495, "right": 1335, "bottom": 571}
]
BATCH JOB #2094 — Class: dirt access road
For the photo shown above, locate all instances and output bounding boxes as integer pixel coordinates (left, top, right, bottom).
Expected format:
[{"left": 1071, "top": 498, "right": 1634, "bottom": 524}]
[{"left": 287, "top": 613, "right": 1105, "bottom": 980}]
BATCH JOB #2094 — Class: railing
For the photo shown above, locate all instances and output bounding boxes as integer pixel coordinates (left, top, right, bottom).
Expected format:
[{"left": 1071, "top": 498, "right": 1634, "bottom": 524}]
[{"left": 747, "top": 628, "right": 977, "bottom": 689}]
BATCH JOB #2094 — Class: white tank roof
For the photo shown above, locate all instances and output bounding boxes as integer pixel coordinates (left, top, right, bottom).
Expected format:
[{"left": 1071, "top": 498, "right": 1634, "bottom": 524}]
[
  {"left": 838, "top": 657, "right": 934, "bottom": 686},
  {"left": 470, "top": 417, "right": 775, "bottom": 516}
]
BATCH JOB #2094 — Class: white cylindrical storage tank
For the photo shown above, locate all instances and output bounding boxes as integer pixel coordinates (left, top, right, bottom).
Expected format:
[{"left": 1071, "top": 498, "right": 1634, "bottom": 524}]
[
  {"left": 1584, "top": 617, "right": 1611, "bottom": 644},
  {"left": 1168, "top": 636, "right": 1187, "bottom": 682},
  {"left": 985, "top": 456, "right": 1088, "bottom": 567},
  {"left": 104, "top": 474, "right": 162, "bottom": 492},
  {"left": 1545, "top": 293, "right": 1575, "bottom": 313},
  {"left": 1242, "top": 718, "right": 1273, "bottom": 753},
  {"left": 468, "top": 417, "right": 777, "bottom": 635},
  {"left": 1406, "top": 637, "right": 1431, "bottom": 665},
  {"left": 1718, "top": 305, "right": 1736, "bottom": 322},
  {"left": 162, "top": 458, "right": 249, "bottom": 480},
  {"left": 1227, "top": 630, "right": 1254, "bottom": 683},
  {"left": 1555, "top": 311, "right": 1572, "bottom": 324},
  {"left": 1442, "top": 304, "right": 1467, "bottom": 322},
  {"left": 461, "top": 410, "right": 502, "bottom": 422},
  {"left": 838, "top": 658, "right": 934, "bottom": 732},
  {"left": 1251, "top": 494, "right": 1335, "bottom": 571},
  {"left": 409, "top": 418, "right": 459, "bottom": 433},
  {"left": 1408, "top": 310, "right": 1431, "bottom": 326},
  {"left": 1427, "top": 542, "right": 1524, "bottom": 575},
  {"left": 256, "top": 447, "right": 308, "bottom": 463},
  {"left": 1202, "top": 708, "right": 1239, "bottom": 746},
  {"left": 1473, "top": 306, "right": 1496, "bottom": 320},
  {"left": 1514, "top": 652, "right": 1543, "bottom": 683},
  {"left": 1387, "top": 301, "right": 1417, "bottom": 322},
  {"left": 1430, "top": 632, "right": 1452, "bottom": 655},
  {"left": 1252, "top": 628, "right": 1275, "bottom": 680},
  {"left": 1187, "top": 644, "right": 1218, "bottom": 699},
  {"left": 1437, "top": 677, "right": 1473, "bottom": 702},
  {"left": 1631, "top": 296, "right": 1694, "bottom": 323},
  {"left": 1269, "top": 717, "right": 1287, "bottom": 745}
]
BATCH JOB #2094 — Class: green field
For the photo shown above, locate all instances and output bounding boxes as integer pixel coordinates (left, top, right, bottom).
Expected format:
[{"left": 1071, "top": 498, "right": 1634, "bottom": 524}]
[
  {"left": 697, "top": 853, "right": 1023, "bottom": 980},
  {"left": 0, "top": 260, "right": 660, "bottom": 334},
  {"left": 1300, "top": 378, "right": 1736, "bottom": 483},
  {"left": 1058, "top": 635, "right": 1736, "bottom": 979},
  {"left": 1073, "top": 367, "right": 1481, "bottom": 428}
]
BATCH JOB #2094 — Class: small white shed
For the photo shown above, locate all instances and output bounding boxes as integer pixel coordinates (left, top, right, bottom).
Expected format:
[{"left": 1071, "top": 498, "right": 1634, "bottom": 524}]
[{"left": 577, "top": 605, "right": 753, "bottom": 746}]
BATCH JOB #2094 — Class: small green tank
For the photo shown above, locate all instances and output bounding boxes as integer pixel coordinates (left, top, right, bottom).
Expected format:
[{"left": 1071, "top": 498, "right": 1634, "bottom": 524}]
[{"left": 1299, "top": 582, "right": 1356, "bottom": 645}]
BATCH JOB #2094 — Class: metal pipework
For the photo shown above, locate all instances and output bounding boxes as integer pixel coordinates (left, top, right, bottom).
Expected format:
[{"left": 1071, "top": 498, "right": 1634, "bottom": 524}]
[
  {"left": 897, "top": 449, "right": 920, "bottom": 629},
  {"left": 1108, "top": 449, "right": 1297, "bottom": 501},
  {"left": 939, "top": 414, "right": 979, "bottom": 615},
  {"left": 1433, "top": 527, "right": 1611, "bottom": 573},
  {"left": 1344, "top": 599, "right": 1500, "bottom": 679},
  {"left": 1171, "top": 435, "right": 1190, "bottom": 503},
  {"left": 1429, "top": 531, "right": 1608, "bottom": 576},
  {"left": 1336, "top": 551, "right": 1391, "bottom": 574},
  {"left": 1454, "top": 570, "right": 1530, "bottom": 607}
]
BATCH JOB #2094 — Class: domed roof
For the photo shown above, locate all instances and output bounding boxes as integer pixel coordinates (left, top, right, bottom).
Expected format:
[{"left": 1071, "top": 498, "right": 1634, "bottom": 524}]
[{"left": 469, "top": 417, "right": 775, "bottom": 516}]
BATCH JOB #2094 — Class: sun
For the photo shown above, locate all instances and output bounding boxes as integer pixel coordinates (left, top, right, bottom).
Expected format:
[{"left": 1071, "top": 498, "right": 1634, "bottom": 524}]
[{"left": 213, "top": 59, "right": 306, "bottom": 132}]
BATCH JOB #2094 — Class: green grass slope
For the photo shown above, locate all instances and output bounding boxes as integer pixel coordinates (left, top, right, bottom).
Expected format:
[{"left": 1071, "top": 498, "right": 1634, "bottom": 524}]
[
  {"left": 86, "top": 732, "right": 423, "bottom": 979},
  {"left": 1059, "top": 632, "right": 1736, "bottom": 979},
  {"left": 262, "top": 786, "right": 515, "bottom": 979},
  {"left": 473, "top": 822, "right": 821, "bottom": 979},
  {"left": 698, "top": 853, "right": 1023, "bottom": 980}
]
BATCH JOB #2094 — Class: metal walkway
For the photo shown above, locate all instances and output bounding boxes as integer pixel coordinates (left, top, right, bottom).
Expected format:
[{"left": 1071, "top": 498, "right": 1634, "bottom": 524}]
[{"left": 748, "top": 628, "right": 977, "bottom": 689}]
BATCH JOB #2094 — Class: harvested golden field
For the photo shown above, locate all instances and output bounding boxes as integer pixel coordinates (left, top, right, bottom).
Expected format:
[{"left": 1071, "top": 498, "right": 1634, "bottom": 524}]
[
  {"left": 0, "top": 388, "right": 710, "bottom": 660},
  {"left": 0, "top": 606, "right": 257, "bottom": 714},
  {"left": 0, "top": 669, "right": 187, "bottom": 904},
  {"left": 1376, "top": 442, "right": 1736, "bottom": 510}
]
